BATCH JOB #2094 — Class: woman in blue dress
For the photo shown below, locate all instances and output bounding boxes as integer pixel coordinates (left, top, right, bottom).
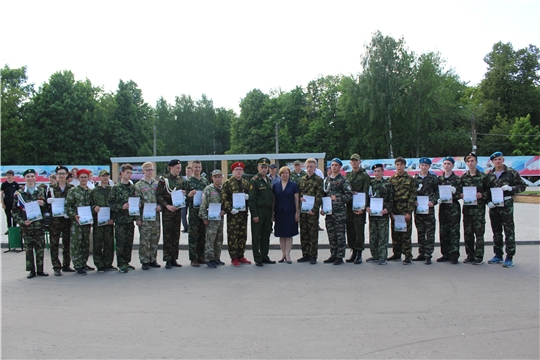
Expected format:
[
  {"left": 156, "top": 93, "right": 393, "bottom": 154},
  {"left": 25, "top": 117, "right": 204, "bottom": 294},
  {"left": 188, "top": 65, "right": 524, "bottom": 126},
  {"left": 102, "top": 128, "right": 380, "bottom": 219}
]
[{"left": 272, "top": 166, "right": 300, "bottom": 263}]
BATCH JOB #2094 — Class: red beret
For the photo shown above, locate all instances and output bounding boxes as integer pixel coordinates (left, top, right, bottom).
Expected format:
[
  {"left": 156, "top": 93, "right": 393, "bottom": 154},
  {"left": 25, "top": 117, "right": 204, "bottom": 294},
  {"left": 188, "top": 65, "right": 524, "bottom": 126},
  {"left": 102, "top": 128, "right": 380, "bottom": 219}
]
[
  {"left": 230, "top": 162, "right": 245, "bottom": 171},
  {"left": 77, "top": 169, "right": 91, "bottom": 177}
]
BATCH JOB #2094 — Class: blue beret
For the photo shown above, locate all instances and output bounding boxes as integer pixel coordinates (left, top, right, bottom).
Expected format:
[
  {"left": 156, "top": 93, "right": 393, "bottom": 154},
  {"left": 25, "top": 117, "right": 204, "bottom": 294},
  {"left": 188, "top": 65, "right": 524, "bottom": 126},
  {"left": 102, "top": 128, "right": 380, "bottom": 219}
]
[
  {"left": 442, "top": 156, "right": 455, "bottom": 164},
  {"left": 490, "top": 151, "right": 503, "bottom": 161},
  {"left": 419, "top": 157, "right": 432, "bottom": 165},
  {"left": 331, "top": 158, "right": 343, "bottom": 166}
]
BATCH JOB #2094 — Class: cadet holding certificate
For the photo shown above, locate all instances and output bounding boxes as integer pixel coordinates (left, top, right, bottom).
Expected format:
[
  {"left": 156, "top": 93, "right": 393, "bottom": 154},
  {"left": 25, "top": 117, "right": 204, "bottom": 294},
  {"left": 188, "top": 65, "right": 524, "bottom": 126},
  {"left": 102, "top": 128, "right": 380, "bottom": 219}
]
[
  {"left": 352, "top": 193, "right": 366, "bottom": 211},
  {"left": 51, "top": 198, "right": 66, "bottom": 217},
  {"left": 128, "top": 197, "right": 140, "bottom": 216},
  {"left": 416, "top": 196, "right": 429, "bottom": 215},
  {"left": 393, "top": 215, "right": 407, "bottom": 232},
  {"left": 171, "top": 190, "right": 185, "bottom": 208},
  {"left": 490, "top": 188, "right": 504, "bottom": 207},
  {"left": 438, "top": 185, "right": 453, "bottom": 203},
  {"left": 462, "top": 187, "right": 478, "bottom": 205},
  {"left": 369, "top": 198, "right": 384, "bottom": 216},
  {"left": 97, "top": 207, "right": 111, "bottom": 226},
  {"left": 143, "top": 203, "right": 157, "bottom": 221},
  {"left": 232, "top": 193, "right": 246, "bottom": 211},
  {"left": 321, "top": 197, "right": 332, "bottom": 215},
  {"left": 25, "top": 201, "right": 43, "bottom": 222},
  {"left": 301, "top": 195, "right": 315, "bottom": 213},
  {"left": 77, "top": 206, "right": 93, "bottom": 225},
  {"left": 208, "top": 203, "right": 222, "bottom": 220}
]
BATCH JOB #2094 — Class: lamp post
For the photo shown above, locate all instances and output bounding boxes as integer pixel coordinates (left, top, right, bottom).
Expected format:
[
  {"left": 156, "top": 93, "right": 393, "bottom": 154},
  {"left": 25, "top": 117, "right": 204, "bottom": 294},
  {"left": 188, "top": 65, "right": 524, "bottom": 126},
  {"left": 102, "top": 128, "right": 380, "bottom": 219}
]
[
  {"left": 275, "top": 117, "right": 284, "bottom": 167},
  {"left": 153, "top": 125, "right": 157, "bottom": 156}
]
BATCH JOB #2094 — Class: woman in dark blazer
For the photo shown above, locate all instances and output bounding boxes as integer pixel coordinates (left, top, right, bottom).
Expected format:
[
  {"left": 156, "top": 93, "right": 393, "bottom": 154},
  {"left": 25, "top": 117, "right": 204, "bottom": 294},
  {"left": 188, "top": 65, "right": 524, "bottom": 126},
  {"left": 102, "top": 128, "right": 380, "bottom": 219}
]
[{"left": 272, "top": 166, "right": 300, "bottom": 263}]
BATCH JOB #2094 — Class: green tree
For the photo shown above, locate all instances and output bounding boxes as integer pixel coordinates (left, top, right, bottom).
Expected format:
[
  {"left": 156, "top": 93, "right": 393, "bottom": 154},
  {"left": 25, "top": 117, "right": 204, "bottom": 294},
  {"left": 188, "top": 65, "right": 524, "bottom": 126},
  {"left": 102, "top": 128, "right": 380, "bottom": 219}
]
[{"left": 510, "top": 115, "right": 540, "bottom": 155}]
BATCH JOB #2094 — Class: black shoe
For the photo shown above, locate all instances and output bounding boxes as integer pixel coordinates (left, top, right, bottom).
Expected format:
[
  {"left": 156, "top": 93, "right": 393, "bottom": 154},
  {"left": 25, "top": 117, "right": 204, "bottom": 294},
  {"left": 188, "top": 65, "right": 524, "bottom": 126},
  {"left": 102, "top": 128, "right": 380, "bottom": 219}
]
[
  {"left": 215, "top": 260, "right": 225, "bottom": 266},
  {"left": 255, "top": 262, "right": 264, "bottom": 267},
  {"left": 207, "top": 260, "right": 217, "bottom": 268},
  {"left": 262, "top": 259, "right": 276, "bottom": 264},
  {"left": 76, "top": 268, "right": 87, "bottom": 276},
  {"left": 354, "top": 253, "right": 363, "bottom": 264},
  {"left": 333, "top": 258, "right": 344, "bottom": 265},
  {"left": 403, "top": 257, "right": 412, "bottom": 265},
  {"left": 436, "top": 256, "right": 450, "bottom": 262},
  {"left": 4, "top": 230, "right": 8, "bottom": 235},
  {"left": 297, "top": 255, "right": 310, "bottom": 263},
  {"left": 463, "top": 257, "right": 474, "bottom": 264},
  {"left": 97, "top": 268, "right": 105, "bottom": 273},
  {"left": 142, "top": 263, "right": 150, "bottom": 270},
  {"left": 171, "top": 260, "right": 182, "bottom": 267},
  {"left": 105, "top": 266, "right": 118, "bottom": 271},
  {"left": 165, "top": 261, "right": 172, "bottom": 269},
  {"left": 27, "top": 270, "right": 36, "bottom": 279},
  {"left": 425, "top": 258, "right": 432, "bottom": 265},
  {"left": 84, "top": 265, "right": 95, "bottom": 271},
  {"left": 310, "top": 257, "right": 317, "bottom": 264},
  {"left": 54, "top": 269, "right": 62, "bottom": 276},
  {"left": 451, "top": 258, "right": 459, "bottom": 264},
  {"left": 323, "top": 256, "right": 337, "bottom": 264},
  {"left": 62, "top": 266, "right": 75, "bottom": 272},
  {"left": 366, "top": 257, "right": 378, "bottom": 263},
  {"left": 36, "top": 271, "right": 49, "bottom": 276},
  {"left": 387, "top": 254, "right": 402, "bottom": 261},
  {"left": 149, "top": 261, "right": 161, "bottom": 268},
  {"left": 278, "top": 257, "right": 285, "bottom": 263},
  {"left": 346, "top": 251, "right": 356, "bottom": 263},
  {"left": 412, "top": 255, "right": 426, "bottom": 261}
]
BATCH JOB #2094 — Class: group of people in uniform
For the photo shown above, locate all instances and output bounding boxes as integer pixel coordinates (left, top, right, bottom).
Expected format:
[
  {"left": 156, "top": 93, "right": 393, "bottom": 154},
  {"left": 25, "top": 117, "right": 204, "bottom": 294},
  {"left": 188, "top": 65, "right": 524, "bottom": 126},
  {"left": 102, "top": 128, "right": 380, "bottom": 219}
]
[{"left": 10, "top": 150, "right": 526, "bottom": 278}]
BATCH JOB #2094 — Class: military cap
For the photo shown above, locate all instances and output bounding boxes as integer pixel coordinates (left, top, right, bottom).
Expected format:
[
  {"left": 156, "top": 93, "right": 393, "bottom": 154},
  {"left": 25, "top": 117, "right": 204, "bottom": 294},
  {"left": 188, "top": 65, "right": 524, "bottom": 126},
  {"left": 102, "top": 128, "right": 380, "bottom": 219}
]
[
  {"left": 372, "top": 163, "right": 384, "bottom": 170},
  {"left": 77, "top": 169, "right": 91, "bottom": 177},
  {"left": 257, "top": 157, "right": 271, "bottom": 166},
  {"left": 419, "top": 157, "right": 432, "bottom": 165},
  {"left": 99, "top": 169, "right": 110, "bottom": 176},
  {"left": 211, "top": 169, "right": 223, "bottom": 177},
  {"left": 350, "top": 154, "right": 361, "bottom": 161},
  {"left": 465, "top": 152, "right": 478, "bottom": 161},
  {"left": 230, "top": 162, "right": 245, "bottom": 171},
  {"left": 293, "top": 160, "right": 302, "bottom": 165},
  {"left": 168, "top": 159, "right": 181, "bottom": 167},
  {"left": 269, "top": 164, "right": 278, "bottom": 169},
  {"left": 55, "top": 165, "right": 69, "bottom": 174},
  {"left": 442, "top": 156, "right": 455, "bottom": 164},
  {"left": 23, "top": 169, "right": 36, "bottom": 176},
  {"left": 331, "top": 158, "right": 343, "bottom": 166},
  {"left": 490, "top": 151, "right": 503, "bottom": 161}
]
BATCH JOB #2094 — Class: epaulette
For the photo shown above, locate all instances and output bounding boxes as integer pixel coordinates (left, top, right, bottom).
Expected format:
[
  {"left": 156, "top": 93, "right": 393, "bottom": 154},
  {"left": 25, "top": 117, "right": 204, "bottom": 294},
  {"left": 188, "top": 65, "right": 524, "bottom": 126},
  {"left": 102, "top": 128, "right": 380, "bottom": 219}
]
[{"left": 252, "top": 175, "right": 259, "bottom": 181}]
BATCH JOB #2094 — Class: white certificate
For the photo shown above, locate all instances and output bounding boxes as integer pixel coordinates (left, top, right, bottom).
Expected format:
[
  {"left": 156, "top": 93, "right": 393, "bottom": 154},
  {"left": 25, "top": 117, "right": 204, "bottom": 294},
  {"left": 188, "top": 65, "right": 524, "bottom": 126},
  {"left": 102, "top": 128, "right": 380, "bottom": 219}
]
[
  {"left": 171, "top": 190, "right": 186, "bottom": 208},
  {"left": 143, "top": 203, "right": 157, "bottom": 221},
  {"left": 193, "top": 191, "right": 203, "bottom": 207},
  {"left": 25, "top": 201, "right": 43, "bottom": 222},
  {"left": 438, "top": 185, "right": 453, "bottom": 203},
  {"left": 352, "top": 193, "right": 366, "bottom": 211},
  {"left": 128, "top": 197, "right": 140, "bottom": 216},
  {"left": 77, "top": 206, "right": 93, "bottom": 225},
  {"left": 208, "top": 203, "right": 222, "bottom": 220},
  {"left": 463, "top": 186, "right": 478, "bottom": 206},
  {"left": 393, "top": 215, "right": 407, "bottom": 232},
  {"left": 301, "top": 195, "right": 315, "bottom": 213},
  {"left": 232, "top": 193, "right": 246, "bottom": 211},
  {"left": 490, "top": 188, "right": 505, "bottom": 207},
  {"left": 322, "top": 197, "right": 332, "bottom": 215},
  {"left": 416, "top": 196, "right": 429, "bottom": 215},
  {"left": 98, "top": 207, "right": 110, "bottom": 226},
  {"left": 51, "top": 198, "right": 66, "bottom": 217},
  {"left": 370, "top": 197, "right": 383, "bottom": 216}
]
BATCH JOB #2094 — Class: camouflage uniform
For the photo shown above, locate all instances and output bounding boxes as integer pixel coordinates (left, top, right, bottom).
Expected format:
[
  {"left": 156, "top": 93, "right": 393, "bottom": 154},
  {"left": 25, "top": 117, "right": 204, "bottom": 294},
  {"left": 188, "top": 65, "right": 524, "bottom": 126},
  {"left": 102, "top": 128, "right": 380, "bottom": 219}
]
[
  {"left": 460, "top": 170, "right": 489, "bottom": 261},
  {"left": 368, "top": 178, "right": 394, "bottom": 260},
  {"left": 134, "top": 178, "right": 161, "bottom": 265},
  {"left": 12, "top": 187, "right": 47, "bottom": 272},
  {"left": 485, "top": 165, "right": 526, "bottom": 259},
  {"left": 298, "top": 173, "right": 324, "bottom": 259},
  {"left": 438, "top": 172, "right": 462, "bottom": 260},
  {"left": 323, "top": 174, "right": 353, "bottom": 259},
  {"left": 413, "top": 172, "right": 438, "bottom": 259},
  {"left": 185, "top": 176, "right": 210, "bottom": 261},
  {"left": 249, "top": 172, "right": 273, "bottom": 263},
  {"left": 108, "top": 182, "right": 139, "bottom": 268},
  {"left": 65, "top": 185, "right": 93, "bottom": 270},
  {"left": 156, "top": 173, "right": 185, "bottom": 262},
  {"left": 290, "top": 170, "right": 306, "bottom": 184},
  {"left": 389, "top": 172, "right": 416, "bottom": 259},
  {"left": 346, "top": 168, "right": 370, "bottom": 253},
  {"left": 46, "top": 183, "right": 74, "bottom": 270},
  {"left": 221, "top": 176, "right": 250, "bottom": 259},
  {"left": 199, "top": 183, "right": 224, "bottom": 262},
  {"left": 90, "top": 184, "right": 115, "bottom": 269}
]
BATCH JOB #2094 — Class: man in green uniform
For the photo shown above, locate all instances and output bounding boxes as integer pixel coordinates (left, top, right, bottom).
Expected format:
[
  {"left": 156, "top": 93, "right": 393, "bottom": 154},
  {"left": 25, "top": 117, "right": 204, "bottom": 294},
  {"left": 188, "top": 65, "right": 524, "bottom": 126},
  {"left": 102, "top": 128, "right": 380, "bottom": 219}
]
[
  {"left": 185, "top": 160, "right": 210, "bottom": 267},
  {"left": 345, "top": 153, "right": 370, "bottom": 264},
  {"left": 156, "top": 159, "right": 186, "bottom": 269},
  {"left": 485, "top": 151, "right": 526, "bottom": 268},
  {"left": 249, "top": 157, "right": 274, "bottom": 266},
  {"left": 290, "top": 160, "right": 307, "bottom": 183},
  {"left": 199, "top": 170, "right": 226, "bottom": 268},
  {"left": 12, "top": 169, "right": 48, "bottom": 278},
  {"left": 221, "top": 162, "right": 251, "bottom": 267}
]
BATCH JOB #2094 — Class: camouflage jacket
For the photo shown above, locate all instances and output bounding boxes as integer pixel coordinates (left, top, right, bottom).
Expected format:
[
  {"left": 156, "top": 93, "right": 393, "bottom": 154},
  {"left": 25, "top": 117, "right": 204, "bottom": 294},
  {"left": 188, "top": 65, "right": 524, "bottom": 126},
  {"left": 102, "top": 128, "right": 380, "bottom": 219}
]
[
  {"left": 46, "top": 183, "right": 74, "bottom": 219},
  {"left": 90, "top": 184, "right": 112, "bottom": 222},
  {"left": 414, "top": 172, "right": 439, "bottom": 214},
  {"left": 369, "top": 177, "right": 394, "bottom": 218},
  {"left": 248, "top": 172, "right": 273, "bottom": 217},
  {"left": 199, "top": 184, "right": 222, "bottom": 220},
  {"left": 184, "top": 176, "right": 210, "bottom": 209},
  {"left": 156, "top": 173, "right": 185, "bottom": 211},
  {"left": 134, "top": 178, "right": 160, "bottom": 219},
  {"left": 485, "top": 165, "right": 526, "bottom": 204},
  {"left": 323, "top": 174, "right": 353, "bottom": 211},
  {"left": 460, "top": 170, "right": 488, "bottom": 215},
  {"left": 346, "top": 168, "right": 370, "bottom": 208},
  {"left": 298, "top": 173, "right": 324, "bottom": 213},
  {"left": 12, "top": 186, "right": 46, "bottom": 229},
  {"left": 108, "top": 182, "right": 139, "bottom": 223},
  {"left": 65, "top": 185, "right": 93, "bottom": 221},
  {"left": 221, "top": 176, "right": 249, "bottom": 215},
  {"left": 290, "top": 170, "right": 307, "bottom": 184},
  {"left": 389, "top": 171, "right": 416, "bottom": 215}
]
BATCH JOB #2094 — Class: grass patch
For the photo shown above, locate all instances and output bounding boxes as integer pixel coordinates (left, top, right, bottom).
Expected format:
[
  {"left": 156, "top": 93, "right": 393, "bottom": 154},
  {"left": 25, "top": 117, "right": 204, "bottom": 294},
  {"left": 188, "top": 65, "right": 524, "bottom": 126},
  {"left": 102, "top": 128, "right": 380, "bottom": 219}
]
[{"left": 520, "top": 191, "right": 540, "bottom": 195}]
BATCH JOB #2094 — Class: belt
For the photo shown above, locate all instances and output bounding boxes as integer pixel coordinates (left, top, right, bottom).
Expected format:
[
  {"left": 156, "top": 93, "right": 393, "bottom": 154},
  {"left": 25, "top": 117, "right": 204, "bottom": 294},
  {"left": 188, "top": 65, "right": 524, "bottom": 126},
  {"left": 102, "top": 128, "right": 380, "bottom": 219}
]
[{"left": 504, "top": 196, "right": 512, "bottom": 200}]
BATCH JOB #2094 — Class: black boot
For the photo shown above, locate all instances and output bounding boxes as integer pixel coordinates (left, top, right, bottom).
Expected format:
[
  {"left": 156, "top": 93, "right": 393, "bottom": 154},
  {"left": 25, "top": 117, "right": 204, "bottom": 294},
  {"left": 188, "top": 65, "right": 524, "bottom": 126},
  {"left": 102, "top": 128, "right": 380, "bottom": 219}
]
[
  {"left": 354, "top": 252, "right": 363, "bottom": 264},
  {"left": 345, "top": 250, "right": 356, "bottom": 263}
]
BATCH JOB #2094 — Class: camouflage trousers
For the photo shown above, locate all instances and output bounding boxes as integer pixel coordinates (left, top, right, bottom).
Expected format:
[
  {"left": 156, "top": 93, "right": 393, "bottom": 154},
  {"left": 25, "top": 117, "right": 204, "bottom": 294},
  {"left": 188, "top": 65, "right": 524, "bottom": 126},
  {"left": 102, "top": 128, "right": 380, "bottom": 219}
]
[
  {"left": 226, "top": 212, "right": 248, "bottom": 259},
  {"left": 70, "top": 223, "right": 91, "bottom": 269},
  {"left": 49, "top": 217, "right": 71, "bottom": 270},
  {"left": 92, "top": 223, "right": 115, "bottom": 269},
  {"left": 188, "top": 208, "right": 206, "bottom": 261},
  {"left": 251, "top": 207, "right": 272, "bottom": 263},
  {"left": 414, "top": 212, "right": 435, "bottom": 259},
  {"left": 139, "top": 214, "right": 161, "bottom": 264},
  {"left": 299, "top": 212, "right": 319, "bottom": 258},
  {"left": 346, "top": 210, "right": 366, "bottom": 252},
  {"left": 489, "top": 204, "right": 516, "bottom": 258},
  {"left": 390, "top": 215, "right": 413, "bottom": 258},
  {"left": 463, "top": 212, "right": 485, "bottom": 260},
  {"left": 369, "top": 217, "right": 389, "bottom": 260},
  {"left": 115, "top": 223, "right": 134, "bottom": 267},
  {"left": 205, "top": 219, "right": 224, "bottom": 261},
  {"left": 439, "top": 209, "right": 461, "bottom": 259},
  {"left": 326, "top": 210, "right": 347, "bottom": 258},
  {"left": 22, "top": 227, "right": 45, "bottom": 272},
  {"left": 162, "top": 211, "right": 181, "bottom": 262}
]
